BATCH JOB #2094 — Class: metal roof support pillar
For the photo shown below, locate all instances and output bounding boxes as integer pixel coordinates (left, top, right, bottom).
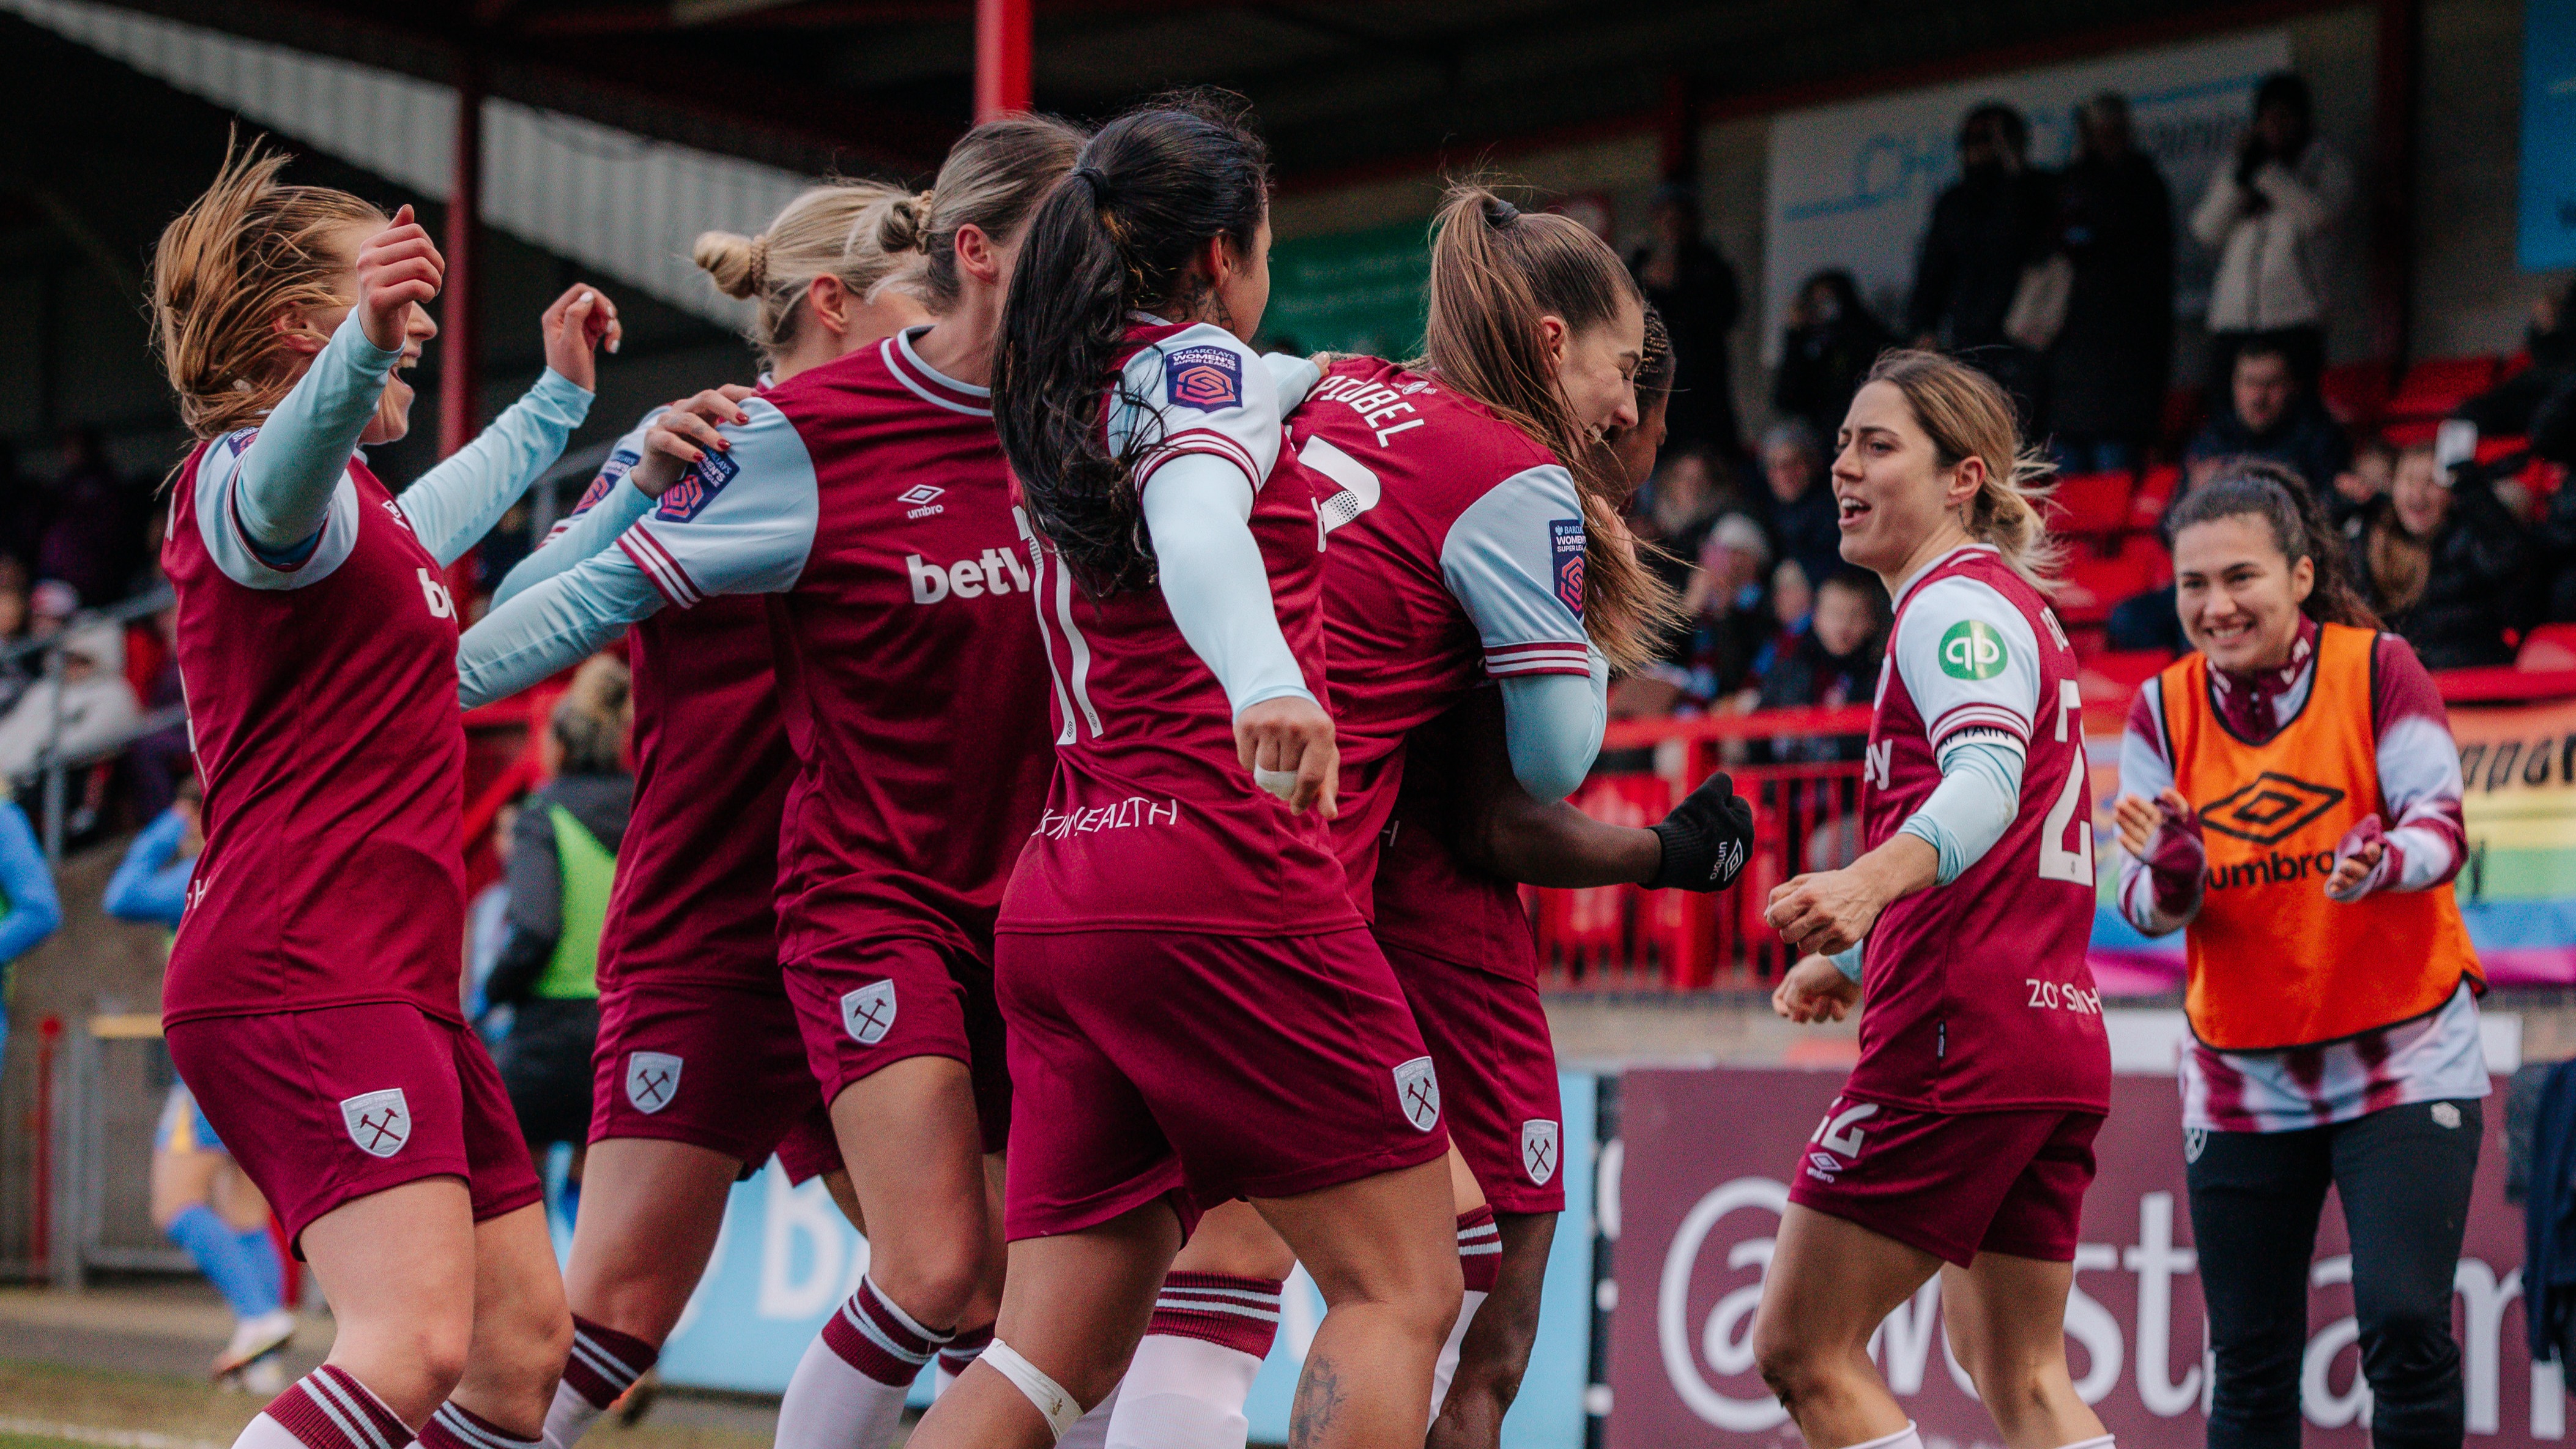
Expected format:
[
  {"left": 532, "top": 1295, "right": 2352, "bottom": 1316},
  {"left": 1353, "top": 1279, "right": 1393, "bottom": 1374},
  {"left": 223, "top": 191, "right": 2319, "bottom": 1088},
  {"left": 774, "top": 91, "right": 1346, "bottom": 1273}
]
[
  {"left": 976, "top": 0, "right": 1032, "bottom": 123},
  {"left": 2371, "top": 0, "right": 2421, "bottom": 370},
  {"left": 441, "top": 49, "right": 483, "bottom": 461}
]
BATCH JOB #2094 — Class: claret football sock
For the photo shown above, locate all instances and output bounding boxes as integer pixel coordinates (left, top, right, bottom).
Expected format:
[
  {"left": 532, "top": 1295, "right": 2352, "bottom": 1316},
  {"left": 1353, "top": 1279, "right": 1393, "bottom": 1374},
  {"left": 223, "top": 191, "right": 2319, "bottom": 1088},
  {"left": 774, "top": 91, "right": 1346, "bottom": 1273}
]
[
  {"left": 1429, "top": 1207, "right": 1500, "bottom": 1425},
  {"left": 775, "top": 1276, "right": 952, "bottom": 1449},
  {"left": 541, "top": 1315, "right": 658, "bottom": 1449},
  {"left": 234, "top": 1365, "right": 414, "bottom": 1449},
  {"left": 418, "top": 1402, "right": 540, "bottom": 1449},
  {"left": 932, "top": 1322, "right": 993, "bottom": 1398},
  {"left": 1102, "top": 1272, "right": 1283, "bottom": 1449}
]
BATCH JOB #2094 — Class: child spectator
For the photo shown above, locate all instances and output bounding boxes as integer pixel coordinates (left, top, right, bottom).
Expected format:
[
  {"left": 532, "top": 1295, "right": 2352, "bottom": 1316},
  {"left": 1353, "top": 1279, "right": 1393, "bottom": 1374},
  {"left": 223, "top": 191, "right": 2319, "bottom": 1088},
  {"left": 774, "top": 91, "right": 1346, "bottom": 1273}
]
[
  {"left": 0, "top": 622, "right": 141, "bottom": 784},
  {"left": 1754, "top": 568, "right": 1888, "bottom": 762},
  {"left": 2333, "top": 434, "right": 2399, "bottom": 521}
]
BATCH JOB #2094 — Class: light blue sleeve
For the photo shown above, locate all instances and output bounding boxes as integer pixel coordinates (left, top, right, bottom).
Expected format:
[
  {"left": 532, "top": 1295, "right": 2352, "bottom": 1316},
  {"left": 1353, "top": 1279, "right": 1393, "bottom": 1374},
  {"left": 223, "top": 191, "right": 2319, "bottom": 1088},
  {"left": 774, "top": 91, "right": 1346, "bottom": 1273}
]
[
  {"left": 395, "top": 368, "right": 595, "bottom": 567},
  {"left": 1496, "top": 649, "right": 1609, "bottom": 802},
  {"left": 1264, "top": 352, "right": 1322, "bottom": 411},
  {"left": 1896, "top": 731, "right": 2028, "bottom": 886},
  {"left": 614, "top": 398, "right": 818, "bottom": 606},
  {"left": 0, "top": 800, "right": 62, "bottom": 964},
  {"left": 103, "top": 810, "right": 192, "bottom": 928},
  {"left": 1830, "top": 940, "right": 1866, "bottom": 983},
  {"left": 457, "top": 546, "right": 665, "bottom": 710},
  {"left": 232, "top": 311, "right": 403, "bottom": 557},
  {"left": 1140, "top": 454, "right": 1315, "bottom": 714},
  {"left": 489, "top": 412, "right": 659, "bottom": 609},
  {"left": 1439, "top": 463, "right": 1594, "bottom": 680}
]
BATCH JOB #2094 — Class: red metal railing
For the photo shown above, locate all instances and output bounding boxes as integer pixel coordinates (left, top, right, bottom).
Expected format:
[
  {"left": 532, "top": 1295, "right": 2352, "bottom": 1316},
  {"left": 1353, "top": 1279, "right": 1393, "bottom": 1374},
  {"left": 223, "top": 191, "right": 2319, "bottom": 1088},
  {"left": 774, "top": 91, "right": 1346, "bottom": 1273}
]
[{"left": 1537, "top": 708, "right": 1872, "bottom": 991}]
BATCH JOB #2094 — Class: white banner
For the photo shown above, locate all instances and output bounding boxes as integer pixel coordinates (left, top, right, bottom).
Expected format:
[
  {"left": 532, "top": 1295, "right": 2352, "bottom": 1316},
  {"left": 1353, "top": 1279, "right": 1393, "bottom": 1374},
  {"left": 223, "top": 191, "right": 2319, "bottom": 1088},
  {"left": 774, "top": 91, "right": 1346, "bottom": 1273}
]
[{"left": 1762, "top": 31, "right": 2292, "bottom": 361}]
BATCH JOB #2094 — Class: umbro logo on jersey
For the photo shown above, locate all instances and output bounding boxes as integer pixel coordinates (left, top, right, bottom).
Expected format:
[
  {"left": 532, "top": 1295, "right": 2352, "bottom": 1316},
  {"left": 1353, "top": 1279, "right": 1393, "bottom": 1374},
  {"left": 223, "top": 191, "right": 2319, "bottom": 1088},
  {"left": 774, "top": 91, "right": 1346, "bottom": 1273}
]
[
  {"left": 899, "top": 483, "right": 947, "bottom": 518},
  {"left": 658, "top": 448, "right": 739, "bottom": 523},
  {"left": 1165, "top": 345, "right": 1244, "bottom": 411},
  {"left": 2200, "top": 771, "right": 2345, "bottom": 846},
  {"left": 340, "top": 1089, "right": 410, "bottom": 1158},
  {"left": 1551, "top": 518, "right": 1585, "bottom": 614},
  {"left": 625, "top": 1051, "right": 682, "bottom": 1114}
]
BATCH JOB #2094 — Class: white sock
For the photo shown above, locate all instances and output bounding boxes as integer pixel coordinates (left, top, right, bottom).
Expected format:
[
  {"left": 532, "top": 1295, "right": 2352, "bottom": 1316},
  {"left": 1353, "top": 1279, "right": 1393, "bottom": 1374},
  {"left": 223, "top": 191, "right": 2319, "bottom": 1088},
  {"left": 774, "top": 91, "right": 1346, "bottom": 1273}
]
[
  {"left": 1057, "top": 1384, "right": 1118, "bottom": 1449},
  {"left": 2054, "top": 1437, "right": 2115, "bottom": 1449},
  {"left": 540, "top": 1382, "right": 596, "bottom": 1449},
  {"left": 1427, "top": 1288, "right": 1489, "bottom": 1427},
  {"left": 774, "top": 1278, "right": 949, "bottom": 1449},
  {"left": 545, "top": 1315, "right": 655, "bottom": 1449},
  {"left": 1105, "top": 1334, "right": 1264, "bottom": 1449},
  {"left": 1841, "top": 1423, "right": 1925, "bottom": 1449},
  {"left": 236, "top": 1365, "right": 415, "bottom": 1449}
]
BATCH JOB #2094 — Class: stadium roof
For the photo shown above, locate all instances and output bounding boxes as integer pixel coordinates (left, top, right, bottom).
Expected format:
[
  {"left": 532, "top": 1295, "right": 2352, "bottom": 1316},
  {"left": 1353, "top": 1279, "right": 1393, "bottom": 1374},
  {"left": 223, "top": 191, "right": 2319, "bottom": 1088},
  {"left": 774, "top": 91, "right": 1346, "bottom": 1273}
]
[{"left": 59, "top": 0, "right": 2318, "bottom": 185}]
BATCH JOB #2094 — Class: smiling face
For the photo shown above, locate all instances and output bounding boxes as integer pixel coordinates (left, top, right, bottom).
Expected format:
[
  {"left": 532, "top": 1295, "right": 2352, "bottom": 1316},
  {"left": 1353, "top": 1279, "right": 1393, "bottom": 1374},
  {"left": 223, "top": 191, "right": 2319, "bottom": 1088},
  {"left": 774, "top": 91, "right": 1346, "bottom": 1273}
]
[
  {"left": 1548, "top": 290, "right": 1646, "bottom": 441},
  {"left": 1832, "top": 379, "right": 1977, "bottom": 581},
  {"left": 2173, "top": 512, "right": 2313, "bottom": 671},
  {"left": 2391, "top": 449, "right": 2449, "bottom": 537}
]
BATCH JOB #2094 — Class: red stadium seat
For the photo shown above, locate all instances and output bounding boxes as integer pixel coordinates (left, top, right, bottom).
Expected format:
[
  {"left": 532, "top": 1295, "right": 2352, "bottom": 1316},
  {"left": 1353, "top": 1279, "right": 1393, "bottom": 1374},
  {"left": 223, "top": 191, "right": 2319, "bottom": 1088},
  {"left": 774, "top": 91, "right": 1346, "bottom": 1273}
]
[
  {"left": 2381, "top": 419, "right": 2441, "bottom": 448},
  {"left": 2385, "top": 356, "right": 2502, "bottom": 422},
  {"left": 2131, "top": 464, "right": 2179, "bottom": 529},
  {"left": 2502, "top": 351, "right": 2536, "bottom": 382},
  {"left": 2046, "top": 472, "right": 2134, "bottom": 537},
  {"left": 2114, "top": 529, "right": 2173, "bottom": 586},
  {"left": 2054, "top": 549, "right": 2158, "bottom": 627},
  {"left": 2475, "top": 434, "right": 2530, "bottom": 465},
  {"left": 2518, "top": 624, "right": 2576, "bottom": 672},
  {"left": 2318, "top": 359, "right": 2393, "bottom": 427},
  {"left": 2079, "top": 649, "right": 2172, "bottom": 707}
]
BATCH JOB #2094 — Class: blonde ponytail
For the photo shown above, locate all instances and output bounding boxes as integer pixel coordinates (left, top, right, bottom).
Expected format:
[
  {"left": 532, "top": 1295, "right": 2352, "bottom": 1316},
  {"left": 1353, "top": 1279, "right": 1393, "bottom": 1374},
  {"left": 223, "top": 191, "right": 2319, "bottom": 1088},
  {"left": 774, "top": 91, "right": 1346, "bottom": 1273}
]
[{"left": 692, "top": 179, "right": 930, "bottom": 370}]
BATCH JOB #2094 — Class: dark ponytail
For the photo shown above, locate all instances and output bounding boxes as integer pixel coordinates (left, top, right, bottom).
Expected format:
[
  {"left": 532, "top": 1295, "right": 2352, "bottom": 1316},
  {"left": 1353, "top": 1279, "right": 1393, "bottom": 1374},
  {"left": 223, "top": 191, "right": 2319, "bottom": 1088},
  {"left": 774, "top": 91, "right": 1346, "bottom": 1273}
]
[
  {"left": 2166, "top": 459, "right": 2381, "bottom": 629},
  {"left": 993, "top": 92, "right": 1270, "bottom": 595}
]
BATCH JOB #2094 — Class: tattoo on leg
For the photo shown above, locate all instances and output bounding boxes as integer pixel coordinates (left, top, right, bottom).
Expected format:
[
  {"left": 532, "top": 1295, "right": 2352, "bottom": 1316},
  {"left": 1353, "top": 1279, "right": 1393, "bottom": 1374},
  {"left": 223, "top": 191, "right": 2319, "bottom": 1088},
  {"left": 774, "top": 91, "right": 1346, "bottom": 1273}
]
[{"left": 1288, "top": 1353, "right": 1348, "bottom": 1449}]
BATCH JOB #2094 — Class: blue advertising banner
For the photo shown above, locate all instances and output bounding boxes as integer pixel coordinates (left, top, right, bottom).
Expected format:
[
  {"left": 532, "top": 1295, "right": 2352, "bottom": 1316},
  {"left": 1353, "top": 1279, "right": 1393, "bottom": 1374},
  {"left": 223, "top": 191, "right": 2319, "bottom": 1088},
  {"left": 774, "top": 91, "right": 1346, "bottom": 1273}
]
[
  {"left": 2522, "top": 0, "right": 2576, "bottom": 270},
  {"left": 639, "top": 1073, "right": 1602, "bottom": 1446}
]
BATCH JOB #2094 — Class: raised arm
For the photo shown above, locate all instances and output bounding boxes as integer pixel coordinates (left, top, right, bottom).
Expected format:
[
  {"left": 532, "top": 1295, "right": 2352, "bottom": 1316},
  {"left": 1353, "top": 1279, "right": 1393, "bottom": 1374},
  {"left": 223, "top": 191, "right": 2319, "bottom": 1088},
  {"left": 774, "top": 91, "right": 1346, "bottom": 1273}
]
[{"left": 396, "top": 286, "right": 617, "bottom": 566}]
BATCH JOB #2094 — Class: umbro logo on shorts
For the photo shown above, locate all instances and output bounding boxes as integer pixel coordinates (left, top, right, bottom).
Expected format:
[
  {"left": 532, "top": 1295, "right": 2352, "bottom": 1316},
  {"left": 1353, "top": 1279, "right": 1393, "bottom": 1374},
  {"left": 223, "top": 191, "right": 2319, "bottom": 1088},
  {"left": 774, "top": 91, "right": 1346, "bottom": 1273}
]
[
  {"left": 340, "top": 1089, "right": 411, "bottom": 1158},
  {"left": 1394, "top": 1056, "right": 1441, "bottom": 1133},
  {"left": 842, "top": 981, "right": 897, "bottom": 1046},
  {"left": 626, "top": 1051, "right": 683, "bottom": 1114},
  {"left": 1521, "top": 1120, "right": 1559, "bottom": 1185}
]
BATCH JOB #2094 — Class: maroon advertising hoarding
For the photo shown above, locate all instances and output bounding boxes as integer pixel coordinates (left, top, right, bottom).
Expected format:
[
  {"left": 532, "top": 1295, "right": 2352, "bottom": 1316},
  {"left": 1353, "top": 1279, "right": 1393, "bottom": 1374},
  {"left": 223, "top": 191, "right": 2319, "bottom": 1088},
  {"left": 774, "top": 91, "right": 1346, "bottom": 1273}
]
[{"left": 1608, "top": 1070, "right": 2553, "bottom": 1448}]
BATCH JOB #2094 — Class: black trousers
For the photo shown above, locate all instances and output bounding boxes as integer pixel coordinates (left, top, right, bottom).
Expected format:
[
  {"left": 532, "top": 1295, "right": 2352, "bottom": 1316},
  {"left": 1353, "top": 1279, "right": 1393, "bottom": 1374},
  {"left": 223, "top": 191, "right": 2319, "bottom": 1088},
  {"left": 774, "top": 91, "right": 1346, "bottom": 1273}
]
[{"left": 2187, "top": 1098, "right": 2482, "bottom": 1449}]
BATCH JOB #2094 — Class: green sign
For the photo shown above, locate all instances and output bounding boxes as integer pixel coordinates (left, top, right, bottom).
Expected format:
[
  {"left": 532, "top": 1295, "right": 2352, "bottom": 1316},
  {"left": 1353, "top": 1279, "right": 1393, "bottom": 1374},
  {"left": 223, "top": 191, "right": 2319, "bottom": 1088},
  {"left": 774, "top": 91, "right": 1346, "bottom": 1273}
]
[
  {"left": 1259, "top": 219, "right": 1432, "bottom": 358},
  {"left": 1938, "top": 619, "right": 2009, "bottom": 680}
]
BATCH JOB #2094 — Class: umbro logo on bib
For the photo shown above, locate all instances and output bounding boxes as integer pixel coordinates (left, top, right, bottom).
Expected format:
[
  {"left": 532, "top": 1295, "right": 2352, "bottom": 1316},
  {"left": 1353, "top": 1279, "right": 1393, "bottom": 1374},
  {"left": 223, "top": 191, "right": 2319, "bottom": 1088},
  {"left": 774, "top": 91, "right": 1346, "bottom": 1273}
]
[
  {"left": 2200, "top": 771, "right": 2345, "bottom": 846},
  {"left": 340, "top": 1089, "right": 410, "bottom": 1158},
  {"left": 1394, "top": 1056, "right": 1441, "bottom": 1132},
  {"left": 626, "top": 1051, "right": 683, "bottom": 1113},
  {"left": 842, "top": 981, "right": 897, "bottom": 1046}
]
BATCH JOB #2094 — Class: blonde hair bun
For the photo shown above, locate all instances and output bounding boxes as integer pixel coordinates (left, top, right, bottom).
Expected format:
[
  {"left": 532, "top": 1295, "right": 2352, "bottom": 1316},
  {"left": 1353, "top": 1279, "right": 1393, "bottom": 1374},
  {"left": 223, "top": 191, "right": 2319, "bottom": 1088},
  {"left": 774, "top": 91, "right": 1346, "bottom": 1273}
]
[
  {"left": 692, "top": 229, "right": 766, "bottom": 299},
  {"left": 877, "top": 191, "right": 934, "bottom": 255}
]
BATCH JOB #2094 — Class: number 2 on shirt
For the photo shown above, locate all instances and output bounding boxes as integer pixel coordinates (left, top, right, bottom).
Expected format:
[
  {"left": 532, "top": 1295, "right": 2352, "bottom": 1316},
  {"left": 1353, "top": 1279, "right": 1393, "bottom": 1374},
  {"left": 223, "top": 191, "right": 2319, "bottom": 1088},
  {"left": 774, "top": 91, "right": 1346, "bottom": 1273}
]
[{"left": 2039, "top": 677, "right": 2093, "bottom": 885}]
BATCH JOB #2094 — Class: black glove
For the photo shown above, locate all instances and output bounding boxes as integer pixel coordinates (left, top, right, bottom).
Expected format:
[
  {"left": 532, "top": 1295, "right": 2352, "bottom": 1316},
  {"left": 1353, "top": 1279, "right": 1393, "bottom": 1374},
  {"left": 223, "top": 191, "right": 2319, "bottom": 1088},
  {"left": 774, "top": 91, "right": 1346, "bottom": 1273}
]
[{"left": 1646, "top": 771, "right": 1756, "bottom": 892}]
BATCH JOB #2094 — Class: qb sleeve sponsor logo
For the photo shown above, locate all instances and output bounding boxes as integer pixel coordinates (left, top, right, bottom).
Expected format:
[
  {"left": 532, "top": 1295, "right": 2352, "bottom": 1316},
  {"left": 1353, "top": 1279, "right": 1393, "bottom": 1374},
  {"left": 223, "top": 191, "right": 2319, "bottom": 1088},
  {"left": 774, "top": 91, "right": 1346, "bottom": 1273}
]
[{"left": 1937, "top": 619, "right": 2007, "bottom": 680}]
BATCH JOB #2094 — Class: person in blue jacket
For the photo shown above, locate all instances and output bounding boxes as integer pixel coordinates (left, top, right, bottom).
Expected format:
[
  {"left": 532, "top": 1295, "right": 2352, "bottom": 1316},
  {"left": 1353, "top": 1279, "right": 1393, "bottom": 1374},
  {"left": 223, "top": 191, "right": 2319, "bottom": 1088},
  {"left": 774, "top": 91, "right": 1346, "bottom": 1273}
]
[
  {"left": 108, "top": 782, "right": 294, "bottom": 1391},
  {"left": 0, "top": 783, "right": 62, "bottom": 1050}
]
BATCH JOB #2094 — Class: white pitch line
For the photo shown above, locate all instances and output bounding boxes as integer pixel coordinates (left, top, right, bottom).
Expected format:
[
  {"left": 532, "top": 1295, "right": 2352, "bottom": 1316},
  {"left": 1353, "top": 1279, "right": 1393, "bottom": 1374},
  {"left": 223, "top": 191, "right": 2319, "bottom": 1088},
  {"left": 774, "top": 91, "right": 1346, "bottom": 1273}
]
[{"left": 0, "top": 1418, "right": 225, "bottom": 1449}]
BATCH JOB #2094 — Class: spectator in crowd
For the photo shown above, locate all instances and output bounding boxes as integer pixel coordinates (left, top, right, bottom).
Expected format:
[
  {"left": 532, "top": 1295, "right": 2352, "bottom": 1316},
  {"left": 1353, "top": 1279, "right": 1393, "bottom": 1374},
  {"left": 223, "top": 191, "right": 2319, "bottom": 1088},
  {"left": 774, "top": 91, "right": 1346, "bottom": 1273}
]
[
  {"left": 1909, "top": 102, "right": 2056, "bottom": 414},
  {"left": 1773, "top": 269, "right": 1896, "bottom": 444},
  {"left": 2192, "top": 72, "right": 2351, "bottom": 393},
  {"left": 0, "top": 621, "right": 141, "bottom": 784},
  {"left": 36, "top": 427, "right": 141, "bottom": 610},
  {"left": 2184, "top": 340, "right": 2351, "bottom": 499},
  {"left": 1680, "top": 513, "right": 1779, "bottom": 705},
  {"left": 2334, "top": 433, "right": 2399, "bottom": 516},
  {"left": 0, "top": 561, "right": 32, "bottom": 718},
  {"left": 1754, "top": 567, "right": 1888, "bottom": 762},
  {"left": 105, "top": 783, "right": 296, "bottom": 1390},
  {"left": 2459, "top": 278, "right": 2576, "bottom": 439},
  {"left": 1630, "top": 182, "right": 1745, "bottom": 458},
  {"left": 485, "top": 657, "right": 634, "bottom": 1202},
  {"left": 128, "top": 608, "right": 190, "bottom": 821},
  {"left": 2045, "top": 92, "right": 2175, "bottom": 473},
  {"left": 1757, "top": 420, "right": 1844, "bottom": 588},
  {"left": 0, "top": 781, "right": 63, "bottom": 1052},
  {"left": 1636, "top": 444, "right": 1730, "bottom": 602},
  {"left": 2349, "top": 444, "right": 2526, "bottom": 668},
  {"left": 27, "top": 579, "right": 75, "bottom": 644},
  {"left": 0, "top": 442, "right": 37, "bottom": 577}
]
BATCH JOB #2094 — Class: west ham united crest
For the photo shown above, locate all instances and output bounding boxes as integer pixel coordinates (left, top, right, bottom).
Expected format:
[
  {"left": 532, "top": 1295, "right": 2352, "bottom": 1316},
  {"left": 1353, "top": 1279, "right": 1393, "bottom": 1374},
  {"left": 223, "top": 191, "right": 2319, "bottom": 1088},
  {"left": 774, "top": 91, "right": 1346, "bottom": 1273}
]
[
  {"left": 626, "top": 1051, "right": 683, "bottom": 1114},
  {"left": 1394, "top": 1056, "right": 1442, "bottom": 1132},
  {"left": 340, "top": 1088, "right": 411, "bottom": 1158},
  {"left": 1521, "top": 1119, "right": 1559, "bottom": 1185},
  {"left": 842, "top": 980, "right": 897, "bottom": 1046}
]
